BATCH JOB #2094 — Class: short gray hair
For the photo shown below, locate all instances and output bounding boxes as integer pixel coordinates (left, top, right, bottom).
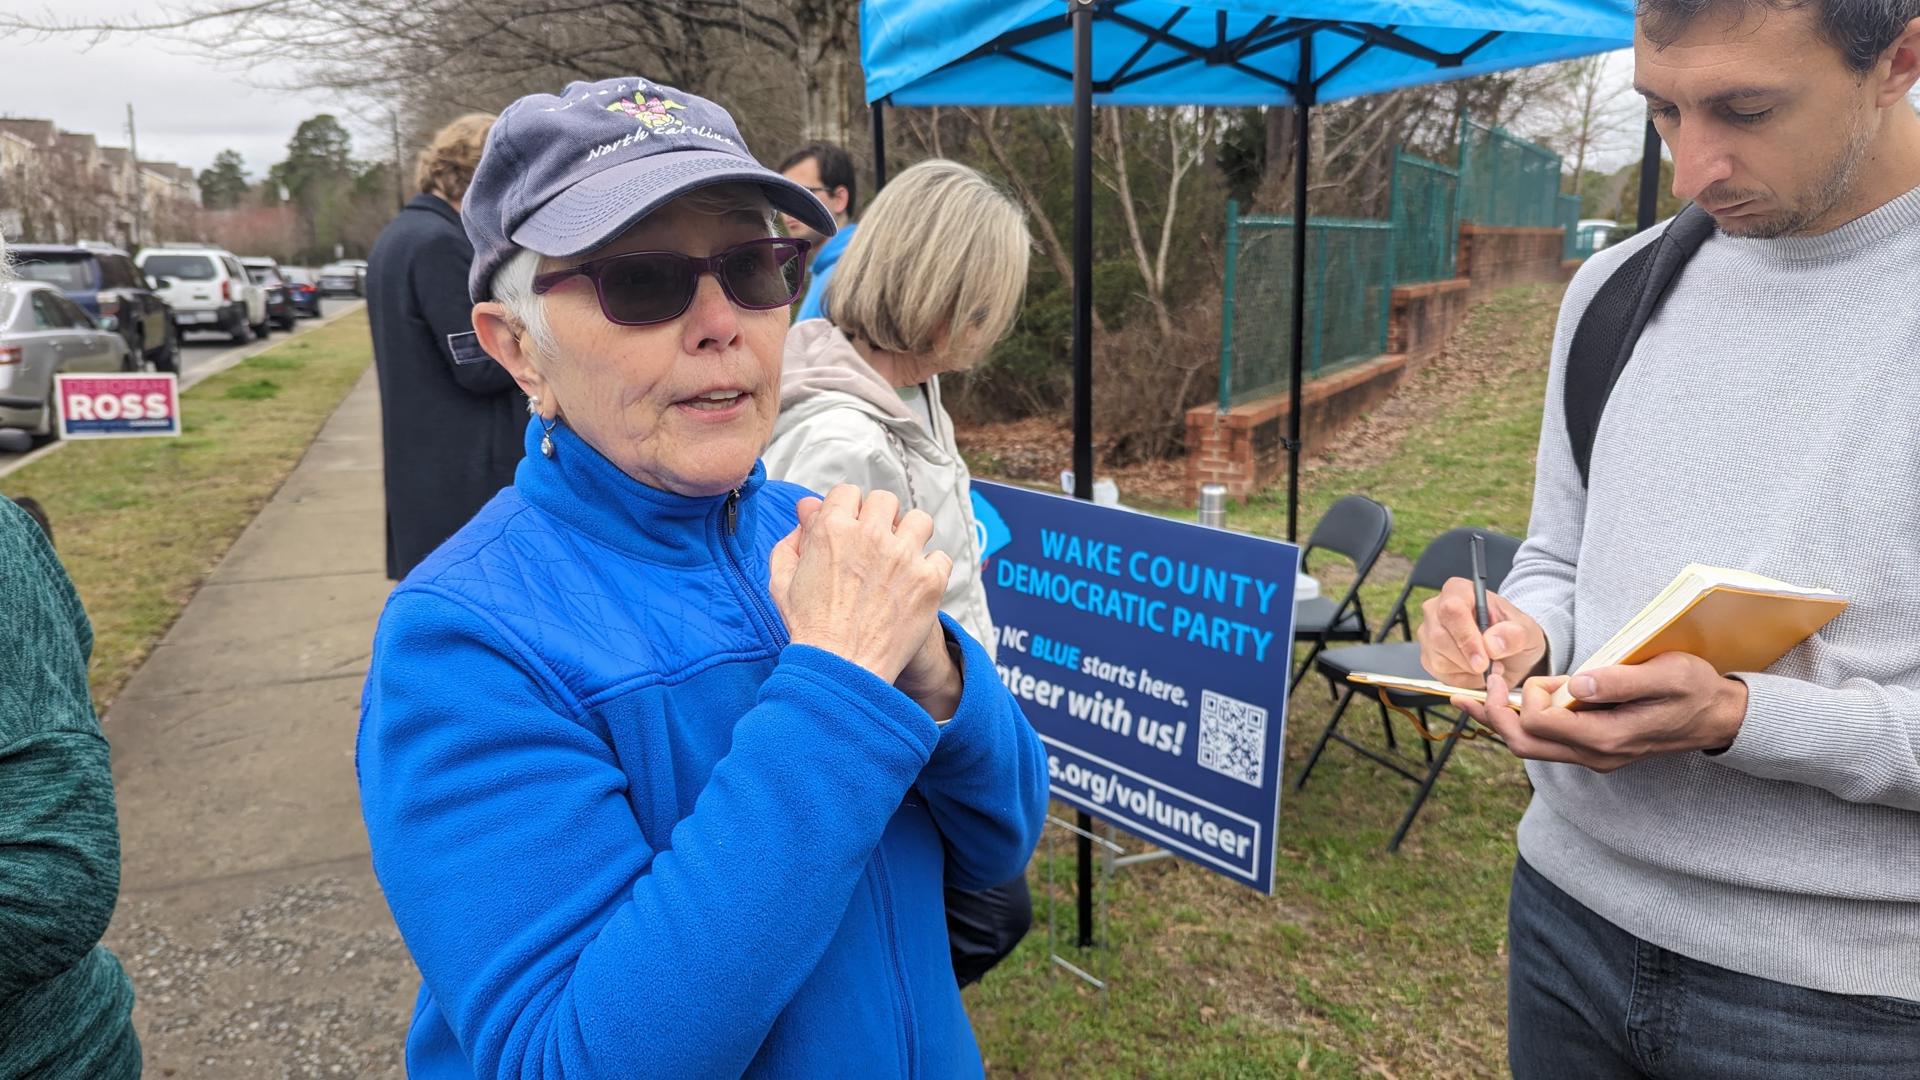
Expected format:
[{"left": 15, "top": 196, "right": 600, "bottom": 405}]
[
  {"left": 492, "top": 247, "right": 556, "bottom": 359},
  {"left": 1639, "top": 0, "right": 1920, "bottom": 73},
  {"left": 488, "top": 182, "right": 778, "bottom": 362}
]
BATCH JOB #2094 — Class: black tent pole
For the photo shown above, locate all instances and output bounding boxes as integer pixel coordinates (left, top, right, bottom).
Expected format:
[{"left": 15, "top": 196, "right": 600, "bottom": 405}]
[
  {"left": 1286, "top": 38, "right": 1314, "bottom": 544},
  {"left": 1070, "top": 5, "right": 1095, "bottom": 508},
  {"left": 1070, "top": 0, "right": 1097, "bottom": 951},
  {"left": 1636, "top": 118, "right": 1661, "bottom": 231},
  {"left": 872, "top": 98, "right": 889, "bottom": 192}
]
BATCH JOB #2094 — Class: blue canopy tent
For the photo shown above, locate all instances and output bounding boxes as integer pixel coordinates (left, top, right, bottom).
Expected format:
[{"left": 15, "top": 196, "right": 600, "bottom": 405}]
[{"left": 860, "top": 0, "right": 1636, "bottom": 948}]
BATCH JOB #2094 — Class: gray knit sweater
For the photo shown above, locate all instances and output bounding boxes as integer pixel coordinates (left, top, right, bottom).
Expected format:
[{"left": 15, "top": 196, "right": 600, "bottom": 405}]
[{"left": 1500, "top": 185, "right": 1920, "bottom": 1001}]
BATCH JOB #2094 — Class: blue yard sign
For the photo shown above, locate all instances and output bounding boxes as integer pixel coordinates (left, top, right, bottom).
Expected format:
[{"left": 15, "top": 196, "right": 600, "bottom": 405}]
[{"left": 972, "top": 481, "right": 1300, "bottom": 894}]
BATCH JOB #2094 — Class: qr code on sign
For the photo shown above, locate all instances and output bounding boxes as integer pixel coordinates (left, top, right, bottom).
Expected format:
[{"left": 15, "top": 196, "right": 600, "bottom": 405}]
[{"left": 1197, "top": 690, "right": 1268, "bottom": 788}]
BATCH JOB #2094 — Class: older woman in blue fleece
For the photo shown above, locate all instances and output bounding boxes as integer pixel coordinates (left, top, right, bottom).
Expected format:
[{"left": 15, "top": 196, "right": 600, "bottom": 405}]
[{"left": 356, "top": 75, "right": 1048, "bottom": 1079}]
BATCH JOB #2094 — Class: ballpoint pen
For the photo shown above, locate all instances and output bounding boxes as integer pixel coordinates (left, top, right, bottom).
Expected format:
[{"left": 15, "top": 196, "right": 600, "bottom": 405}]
[{"left": 1470, "top": 532, "right": 1493, "bottom": 684}]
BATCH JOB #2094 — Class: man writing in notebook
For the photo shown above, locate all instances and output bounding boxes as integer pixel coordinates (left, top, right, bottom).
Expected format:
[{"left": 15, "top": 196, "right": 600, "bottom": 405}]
[{"left": 1418, "top": 2, "right": 1920, "bottom": 1076}]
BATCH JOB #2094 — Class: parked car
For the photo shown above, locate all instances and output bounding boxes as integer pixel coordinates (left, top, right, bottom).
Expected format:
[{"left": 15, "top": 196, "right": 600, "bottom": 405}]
[
  {"left": 9, "top": 242, "right": 179, "bottom": 373},
  {"left": 1575, "top": 218, "right": 1620, "bottom": 253},
  {"left": 281, "top": 267, "right": 324, "bottom": 318},
  {"left": 240, "top": 257, "right": 299, "bottom": 332},
  {"left": 0, "top": 281, "right": 133, "bottom": 440},
  {"left": 137, "top": 245, "right": 270, "bottom": 344},
  {"left": 317, "top": 261, "right": 364, "bottom": 298}
]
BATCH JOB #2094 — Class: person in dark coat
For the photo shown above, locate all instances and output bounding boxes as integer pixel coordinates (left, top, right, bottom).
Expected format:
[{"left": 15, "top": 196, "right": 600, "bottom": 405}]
[{"left": 367, "top": 112, "right": 521, "bottom": 580}]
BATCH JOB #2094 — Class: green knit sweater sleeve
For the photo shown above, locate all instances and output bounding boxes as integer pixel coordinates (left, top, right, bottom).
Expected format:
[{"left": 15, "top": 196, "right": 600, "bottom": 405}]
[
  {"left": 0, "top": 499, "right": 94, "bottom": 743},
  {"left": 0, "top": 731, "right": 123, "bottom": 998},
  {"left": 0, "top": 500, "right": 125, "bottom": 998}
]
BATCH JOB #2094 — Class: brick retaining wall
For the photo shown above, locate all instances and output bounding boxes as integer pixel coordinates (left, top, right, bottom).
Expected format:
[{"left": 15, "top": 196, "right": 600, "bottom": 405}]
[{"left": 1186, "top": 229, "right": 1578, "bottom": 500}]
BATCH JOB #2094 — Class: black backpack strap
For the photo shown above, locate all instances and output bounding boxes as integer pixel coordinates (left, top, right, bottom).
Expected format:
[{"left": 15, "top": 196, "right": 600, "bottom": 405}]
[{"left": 1563, "top": 203, "right": 1717, "bottom": 487}]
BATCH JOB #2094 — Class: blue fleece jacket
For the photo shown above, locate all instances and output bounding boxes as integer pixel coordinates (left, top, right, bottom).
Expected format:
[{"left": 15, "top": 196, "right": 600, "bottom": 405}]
[
  {"left": 796, "top": 221, "right": 855, "bottom": 322},
  {"left": 357, "top": 419, "right": 1049, "bottom": 1079}
]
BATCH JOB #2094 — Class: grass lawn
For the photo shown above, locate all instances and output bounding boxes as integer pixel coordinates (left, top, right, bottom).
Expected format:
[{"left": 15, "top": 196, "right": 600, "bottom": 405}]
[
  {"left": 965, "top": 282, "right": 1566, "bottom": 1078},
  {"left": 0, "top": 313, "right": 373, "bottom": 711}
]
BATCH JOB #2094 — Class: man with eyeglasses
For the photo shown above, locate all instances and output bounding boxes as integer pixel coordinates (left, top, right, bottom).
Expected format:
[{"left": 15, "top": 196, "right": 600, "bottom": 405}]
[
  {"left": 356, "top": 76, "right": 1047, "bottom": 1079},
  {"left": 778, "top": 140, "right": 859, "bottom": 321}
]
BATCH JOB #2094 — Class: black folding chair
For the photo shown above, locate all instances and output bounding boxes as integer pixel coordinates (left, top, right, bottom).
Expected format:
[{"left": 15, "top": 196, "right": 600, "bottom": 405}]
[
  {"left": 1288, "top": 495, "right": 1393, "bottom": 697},
  {"left": 1293, "top": 527, "right": 1522, "bottom": 851}
]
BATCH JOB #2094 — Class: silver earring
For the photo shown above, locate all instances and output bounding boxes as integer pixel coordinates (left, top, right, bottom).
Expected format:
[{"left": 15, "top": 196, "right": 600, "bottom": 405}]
[{"left": 527, "top": 394, "right": 558, "bottom": 457}]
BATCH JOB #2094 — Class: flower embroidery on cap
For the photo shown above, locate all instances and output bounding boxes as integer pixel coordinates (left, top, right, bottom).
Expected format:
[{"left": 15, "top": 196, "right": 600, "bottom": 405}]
[{"left": 608, "top": 94, "right": 687, "bottom": 132}]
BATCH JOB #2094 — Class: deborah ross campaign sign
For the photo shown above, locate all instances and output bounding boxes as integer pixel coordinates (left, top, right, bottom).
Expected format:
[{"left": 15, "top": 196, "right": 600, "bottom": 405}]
[
  {"left": 971, "top": 481, "right": 1300, "bottom": 894},
  {"left": 56, "top": 373, "right": 180, "bottom": 439}
]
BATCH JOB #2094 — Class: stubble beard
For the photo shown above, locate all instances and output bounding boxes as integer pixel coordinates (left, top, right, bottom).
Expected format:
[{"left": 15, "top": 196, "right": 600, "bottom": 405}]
[{"left": 1721, "top": 108, "right": 1876, "bottom": 239}]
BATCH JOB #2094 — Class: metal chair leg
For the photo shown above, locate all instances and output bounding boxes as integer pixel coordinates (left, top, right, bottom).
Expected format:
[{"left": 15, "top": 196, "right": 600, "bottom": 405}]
[
  {"left": 1295, "top": 685, "right": 1359, "bottom": 791},
  {"left": 1375, "top": 696, "right": 1399, "bottom": 751},
  {"left": 1289, "top": 640, "right": 1327, "bottom": 695},
  {"left": 1387, "top": 709, "right": 1470, "bottom": 852}
]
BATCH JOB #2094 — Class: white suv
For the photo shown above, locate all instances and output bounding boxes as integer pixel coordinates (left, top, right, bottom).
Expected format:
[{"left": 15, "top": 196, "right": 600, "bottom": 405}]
[{"left": 136, "top": 245, "right": 270, "bottom": 344}]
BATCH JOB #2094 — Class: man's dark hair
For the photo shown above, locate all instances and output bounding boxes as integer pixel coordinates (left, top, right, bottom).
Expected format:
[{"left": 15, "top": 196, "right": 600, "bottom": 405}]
[
  {"left": 1640, "top": 0, "right": 1920, "bottom": 73},
  {"left": 778, "top": 141, "right": 858, "bottom": 217}
]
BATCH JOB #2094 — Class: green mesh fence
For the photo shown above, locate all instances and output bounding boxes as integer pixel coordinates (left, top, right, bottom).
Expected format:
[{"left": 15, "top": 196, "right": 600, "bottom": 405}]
[
  {"left": 1558, "top": 193, "right": 1584, "bottom": 260},
  {"left": 1217, "top": 205, "right": 1393, "bottom": 409},
  {"left": 1218, "top": 122, "right": 1579, "bottom": 411},
  {"left": 1457, "top": 117, "right": 1563, "bottom": 228},
  {"left": 1389, "top": 150, "right": 1459, "bottom": 285}
]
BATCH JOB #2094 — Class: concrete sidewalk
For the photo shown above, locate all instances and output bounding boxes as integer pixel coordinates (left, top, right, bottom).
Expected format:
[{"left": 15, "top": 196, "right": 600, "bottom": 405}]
[{"left": 100, "top": 366, "right": 416, "bottom": 1078}]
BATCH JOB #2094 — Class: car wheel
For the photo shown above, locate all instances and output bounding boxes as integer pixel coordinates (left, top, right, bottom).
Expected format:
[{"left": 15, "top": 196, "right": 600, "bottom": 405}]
[
  {"left": 252, "top": 319, "right": 271, "bottom": 338},
  {"left": 153, "top": 324, "right": 181, "bottom": 374},
  {"left": 231, "top": 315, "right": 252, "bottom": 344},
  {"left": 277, "top": 314, "right": 296, "bottom": 332},
  {"left": 30, "top": 383, "right": 59, "bottom": 443}
]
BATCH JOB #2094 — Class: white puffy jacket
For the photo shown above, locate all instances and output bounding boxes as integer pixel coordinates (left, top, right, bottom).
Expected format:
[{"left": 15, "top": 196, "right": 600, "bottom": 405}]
[{"left": 764, "top": 320, "right": 996, "bottom": 659}]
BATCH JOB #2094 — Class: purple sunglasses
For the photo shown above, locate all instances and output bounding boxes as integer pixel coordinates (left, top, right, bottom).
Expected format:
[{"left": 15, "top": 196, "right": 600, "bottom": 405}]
[{"left": 531, "top": 237, "right": 813, "bottom": 327}]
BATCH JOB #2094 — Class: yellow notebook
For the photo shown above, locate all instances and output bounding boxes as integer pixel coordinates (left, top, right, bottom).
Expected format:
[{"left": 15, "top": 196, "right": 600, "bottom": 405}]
[
  {"left": 1348, "top": 564, "right": 1848, "bottom": 710},
  {"left": 1347, "top": 671, "right": 1525, "bottom": 708}
]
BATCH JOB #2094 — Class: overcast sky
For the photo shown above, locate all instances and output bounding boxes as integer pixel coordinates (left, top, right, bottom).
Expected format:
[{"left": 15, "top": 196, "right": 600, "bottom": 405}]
[{"left": 0, "top": 0, "right": 383, "bottom": 181}]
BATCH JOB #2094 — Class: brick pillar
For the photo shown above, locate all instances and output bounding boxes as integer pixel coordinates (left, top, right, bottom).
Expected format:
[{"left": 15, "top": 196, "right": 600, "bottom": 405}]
[{"left": 1184, "top": 407, "right": 1256, "bottom": 500}]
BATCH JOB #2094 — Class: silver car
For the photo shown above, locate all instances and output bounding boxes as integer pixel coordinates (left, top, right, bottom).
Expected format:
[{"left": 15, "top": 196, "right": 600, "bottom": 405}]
[
  {"left": 317, "top": 261, "right": 364, "bottom": 298},
  {"left": 0, "top": 281, "right": 133, "bottom": 438}
]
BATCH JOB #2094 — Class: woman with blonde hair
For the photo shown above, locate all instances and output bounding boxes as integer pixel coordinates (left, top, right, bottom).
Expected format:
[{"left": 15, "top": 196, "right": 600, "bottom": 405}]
[
  {"left": 764, "top": 157, "right": 1036, "bottom": 988},
  {"left": 367, "top": 111, "right": 518, "bottom": 581}
]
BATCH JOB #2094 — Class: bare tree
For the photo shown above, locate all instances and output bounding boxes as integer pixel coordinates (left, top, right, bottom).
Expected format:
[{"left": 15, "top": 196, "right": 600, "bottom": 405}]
[
  {"left": 1100, "top": 107, "right": 1218, "bottom": 340},
  {"left": 790, "top": 0, "right": 859, "bottom": 145},
  {"left": 0, "top": 1, "right": 843, "bottom": 143},
  {"left": 1520, "top": 54, "right": 1641, "bottom": 203},
  {"left": 34, "top": 145, "right": 115, "bottom": 245},
  {"left": 1246, "top": 67, "right": 1570, "bottom": 219}
]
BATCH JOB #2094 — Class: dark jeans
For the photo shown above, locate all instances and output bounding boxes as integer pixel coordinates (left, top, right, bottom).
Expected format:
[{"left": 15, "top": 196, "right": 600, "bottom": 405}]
[
  {"left": 947, "top": 876, "right": 1033, "bottom": 989},
  {"left": 1508, "top": 856, "right": 1920, "bottom": 1079}
]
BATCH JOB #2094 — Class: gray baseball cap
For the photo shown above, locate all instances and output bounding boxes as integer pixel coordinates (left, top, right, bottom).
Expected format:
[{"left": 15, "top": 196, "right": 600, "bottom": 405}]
[{"left": 462, "top": 76, "right": 837, "bottom": 303}]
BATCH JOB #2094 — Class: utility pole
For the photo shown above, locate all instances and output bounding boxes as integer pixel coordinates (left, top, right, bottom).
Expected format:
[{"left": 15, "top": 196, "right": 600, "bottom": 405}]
[
  {"left": 392, "top": 110, "right": 405, "bottom": 212},
  {"left": 126, "top": 102, "right": 146, "bottom": 249}
]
